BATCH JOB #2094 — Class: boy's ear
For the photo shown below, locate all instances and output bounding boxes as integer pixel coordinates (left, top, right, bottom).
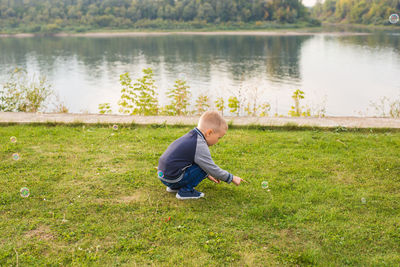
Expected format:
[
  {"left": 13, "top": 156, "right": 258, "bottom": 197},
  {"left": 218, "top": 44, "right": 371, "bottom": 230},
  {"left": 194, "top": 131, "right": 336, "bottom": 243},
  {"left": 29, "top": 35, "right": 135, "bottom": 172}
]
[{"left": 205, "top": 129, "right": 213, "bottom": 136}]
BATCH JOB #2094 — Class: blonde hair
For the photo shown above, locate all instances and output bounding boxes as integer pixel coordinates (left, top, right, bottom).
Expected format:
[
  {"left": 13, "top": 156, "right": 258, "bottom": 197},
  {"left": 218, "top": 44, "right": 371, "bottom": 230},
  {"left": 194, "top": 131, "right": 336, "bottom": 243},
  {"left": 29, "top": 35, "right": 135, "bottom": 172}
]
[{"left": 197, "top": 110, "right": 228, "bottom": 133}]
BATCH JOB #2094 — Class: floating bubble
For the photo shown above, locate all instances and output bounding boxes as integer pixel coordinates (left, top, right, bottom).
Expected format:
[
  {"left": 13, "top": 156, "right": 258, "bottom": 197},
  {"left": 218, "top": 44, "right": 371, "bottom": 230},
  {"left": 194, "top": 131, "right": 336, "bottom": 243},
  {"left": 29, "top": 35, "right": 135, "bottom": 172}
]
[
  {"left": 112, "top": 124, "right": 118, "bottom": 130},
  {"left": 261, "top": 181, "right": 269, "bottom": 189},
  {"left": 12, "top": 153, "right": 20, "bottom": 161},
  {"left": 10, "top": 136, "right": 17, "bottom": 143},
  {"left": 20, "top": 187, "right": 30, "bottom": 197},
  {"left": 361, "top": 197, "right": 366, "bottom": 204},
  {"left": 389, "top": 13, "right": 399, "bottom": 24}
]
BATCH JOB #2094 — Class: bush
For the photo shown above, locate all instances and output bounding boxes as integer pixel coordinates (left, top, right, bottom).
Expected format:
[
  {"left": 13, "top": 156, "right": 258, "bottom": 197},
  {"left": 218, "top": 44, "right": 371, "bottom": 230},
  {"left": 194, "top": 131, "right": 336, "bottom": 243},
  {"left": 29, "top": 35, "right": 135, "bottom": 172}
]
[
  {"left": 0, "top": 68, "right": 53, "bottom": 112},
  {"left": 118, "top": 68, "right": 159, "bottom": 115},
  {"left": 165, "top": 79, "right": 191, "bottom": 116}
]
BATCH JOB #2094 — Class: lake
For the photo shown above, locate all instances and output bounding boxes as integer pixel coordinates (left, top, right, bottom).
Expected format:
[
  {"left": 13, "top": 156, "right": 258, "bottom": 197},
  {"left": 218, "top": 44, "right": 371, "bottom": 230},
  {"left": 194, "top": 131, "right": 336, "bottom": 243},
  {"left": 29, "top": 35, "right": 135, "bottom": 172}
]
[{"left": 0, "top": 32, "right": 399, "bottom": 116}]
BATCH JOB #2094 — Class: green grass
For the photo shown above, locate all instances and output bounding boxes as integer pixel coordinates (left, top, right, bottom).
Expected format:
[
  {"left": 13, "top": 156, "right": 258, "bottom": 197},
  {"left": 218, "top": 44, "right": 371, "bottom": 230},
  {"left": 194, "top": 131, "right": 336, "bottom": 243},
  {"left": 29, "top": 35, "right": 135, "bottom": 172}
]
[{"left": 1, "top": 124, "right": 399, "bottom": 266}]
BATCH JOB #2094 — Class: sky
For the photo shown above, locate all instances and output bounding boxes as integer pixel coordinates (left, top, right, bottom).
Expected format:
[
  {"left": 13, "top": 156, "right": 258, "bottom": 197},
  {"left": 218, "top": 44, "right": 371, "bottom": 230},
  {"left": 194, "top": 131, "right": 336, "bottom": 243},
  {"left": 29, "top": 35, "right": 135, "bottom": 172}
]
[{"left": 302, "top": 0, "right": 317, "bottom": 7}]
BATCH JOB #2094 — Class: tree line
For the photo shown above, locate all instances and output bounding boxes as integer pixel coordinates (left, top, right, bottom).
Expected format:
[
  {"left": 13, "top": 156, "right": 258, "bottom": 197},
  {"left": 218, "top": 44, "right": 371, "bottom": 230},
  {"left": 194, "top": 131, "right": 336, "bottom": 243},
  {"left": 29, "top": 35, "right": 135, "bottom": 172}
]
[
  {"left": 0, "top": 0, "right": 318, "bottom": 33},
  {"left": 311, "top": 0, "right": 400, "bottom": 25}
]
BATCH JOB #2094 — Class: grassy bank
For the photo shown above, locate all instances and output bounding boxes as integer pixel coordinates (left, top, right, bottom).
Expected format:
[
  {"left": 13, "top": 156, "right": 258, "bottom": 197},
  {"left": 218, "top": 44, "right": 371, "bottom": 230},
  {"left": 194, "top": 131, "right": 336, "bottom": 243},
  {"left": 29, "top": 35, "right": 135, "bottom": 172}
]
[
  {"left": 0, "top": 21, "right": 320, "bottom": 35},
  {"left": 1, "top": 124, "right": 399, "bottom": 266}
]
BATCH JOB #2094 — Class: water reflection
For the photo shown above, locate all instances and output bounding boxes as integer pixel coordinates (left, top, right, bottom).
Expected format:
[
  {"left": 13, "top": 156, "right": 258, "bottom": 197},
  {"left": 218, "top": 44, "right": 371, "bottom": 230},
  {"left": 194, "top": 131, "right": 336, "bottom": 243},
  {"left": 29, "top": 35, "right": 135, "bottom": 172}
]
[{"left": 0, "top": 33, "right": 399, "bottom": 115}]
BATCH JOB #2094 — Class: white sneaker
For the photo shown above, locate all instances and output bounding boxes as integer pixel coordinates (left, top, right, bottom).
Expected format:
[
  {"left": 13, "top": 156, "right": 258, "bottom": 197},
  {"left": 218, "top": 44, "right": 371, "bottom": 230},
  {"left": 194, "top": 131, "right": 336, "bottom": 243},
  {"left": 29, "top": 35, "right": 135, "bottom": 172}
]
[
  {"left": 176, "top": 189, "right": 205, "bottom": 200},
  {"left": 166, "top": 187, "right": 179, "bottom": 193}
]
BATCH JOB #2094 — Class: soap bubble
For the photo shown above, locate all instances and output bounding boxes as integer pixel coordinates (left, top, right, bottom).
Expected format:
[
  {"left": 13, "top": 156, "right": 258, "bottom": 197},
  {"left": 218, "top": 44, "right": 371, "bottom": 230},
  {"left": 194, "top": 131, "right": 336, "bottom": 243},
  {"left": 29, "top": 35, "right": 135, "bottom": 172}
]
[
  {"left": 389, "top": 14, "right": 399, "bottom": 24},
  {"left": 20, "top": 187, "right": 30, "bottom": 197},
  {"left": 361, "top": 197, "right": 366, "bottom": 204},
  {"left": 12, "top": 153, "right": 20, "bottom": 161},
  {"left": 261, "top": 181, "right": 269, "bottom": 189},
  {"left": 10, "top": 136, "right": 17, "bottom": 143},
  {"left": 112, "top": 125, "right": 118, "bottom": 130}
]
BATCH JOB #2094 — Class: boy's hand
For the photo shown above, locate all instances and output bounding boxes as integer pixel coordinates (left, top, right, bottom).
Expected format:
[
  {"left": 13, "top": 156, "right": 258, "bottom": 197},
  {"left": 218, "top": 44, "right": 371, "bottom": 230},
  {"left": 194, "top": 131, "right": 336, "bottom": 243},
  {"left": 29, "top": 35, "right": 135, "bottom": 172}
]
[
  {"left": 207, "top": 175, "right": 220, "bottom": 184},
  {"left": 232, "top": 176, "right": 246, "bottom": 186}
]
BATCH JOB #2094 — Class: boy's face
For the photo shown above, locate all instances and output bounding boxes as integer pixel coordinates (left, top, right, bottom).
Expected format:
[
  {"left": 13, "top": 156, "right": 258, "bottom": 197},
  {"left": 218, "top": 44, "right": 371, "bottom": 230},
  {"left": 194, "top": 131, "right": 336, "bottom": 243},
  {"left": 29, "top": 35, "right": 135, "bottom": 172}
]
[{"left": 204, "top": 128, "right": 226, "bottom": 146}]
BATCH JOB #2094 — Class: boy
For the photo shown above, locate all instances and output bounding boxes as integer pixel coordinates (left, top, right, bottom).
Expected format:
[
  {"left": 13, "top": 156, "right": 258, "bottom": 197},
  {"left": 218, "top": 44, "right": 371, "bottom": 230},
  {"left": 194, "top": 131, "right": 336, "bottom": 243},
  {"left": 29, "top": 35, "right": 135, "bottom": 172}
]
[{"left": 157, "top": 110, "right": 245, "bottom": 200}]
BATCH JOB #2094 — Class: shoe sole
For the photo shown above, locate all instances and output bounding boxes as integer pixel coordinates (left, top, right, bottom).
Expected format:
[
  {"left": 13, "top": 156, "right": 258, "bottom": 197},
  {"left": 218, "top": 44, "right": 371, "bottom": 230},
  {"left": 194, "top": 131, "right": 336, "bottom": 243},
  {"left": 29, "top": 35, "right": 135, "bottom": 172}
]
[
  {"left": 176, "top": 192, "right": 204, "bottom": 200},
  {"left": 166, "top": 187, "right": 179, "bottom": 193}
]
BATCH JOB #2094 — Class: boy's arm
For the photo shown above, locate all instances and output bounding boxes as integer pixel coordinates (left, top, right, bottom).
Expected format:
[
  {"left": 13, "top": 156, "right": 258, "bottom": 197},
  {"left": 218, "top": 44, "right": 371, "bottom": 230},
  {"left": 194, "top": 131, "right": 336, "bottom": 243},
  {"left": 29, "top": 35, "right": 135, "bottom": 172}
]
[{"left": 194, "top": 137, "right": 233, "bottom": 183}]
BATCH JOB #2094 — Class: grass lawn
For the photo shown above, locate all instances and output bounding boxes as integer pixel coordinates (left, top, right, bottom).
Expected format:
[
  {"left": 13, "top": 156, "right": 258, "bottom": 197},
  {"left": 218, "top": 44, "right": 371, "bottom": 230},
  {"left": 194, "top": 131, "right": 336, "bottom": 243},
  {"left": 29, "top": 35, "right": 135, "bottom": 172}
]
[{"left": 0, "top": 124, "right": 399, "bottom": 266}]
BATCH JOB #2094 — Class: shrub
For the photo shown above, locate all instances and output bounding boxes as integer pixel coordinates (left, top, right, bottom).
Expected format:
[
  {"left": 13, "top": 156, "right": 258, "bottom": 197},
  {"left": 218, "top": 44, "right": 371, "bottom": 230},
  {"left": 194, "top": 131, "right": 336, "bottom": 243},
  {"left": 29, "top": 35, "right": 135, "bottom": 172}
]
[
  {"left": 0, "top": 68, "right": 53, "bottom": 112},
  {"left": 228, "top": 96, "right": 240, "bottom": 116},
  {"left": 195, "top": 94, "right": 210, "bottom": 115},
  {"left": 98, "top": 103, "right": 112, "bottom": 114},
  {"left": 288, "top": 89, "right": 310, "bottom": 117},
  {"left": 165, "top": 79, "right": 191, "bottom": 115},
  {"left": 118, "top": 68, "right": 159, "bottom": 115}
]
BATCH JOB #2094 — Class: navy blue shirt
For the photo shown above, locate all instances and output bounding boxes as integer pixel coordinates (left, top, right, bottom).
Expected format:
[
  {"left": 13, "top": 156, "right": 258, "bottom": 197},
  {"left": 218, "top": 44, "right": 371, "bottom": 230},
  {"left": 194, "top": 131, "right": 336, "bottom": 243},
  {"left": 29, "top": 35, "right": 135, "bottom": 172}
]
[{"left": 157, "top": 128, "right": 233, "bottom": 183}]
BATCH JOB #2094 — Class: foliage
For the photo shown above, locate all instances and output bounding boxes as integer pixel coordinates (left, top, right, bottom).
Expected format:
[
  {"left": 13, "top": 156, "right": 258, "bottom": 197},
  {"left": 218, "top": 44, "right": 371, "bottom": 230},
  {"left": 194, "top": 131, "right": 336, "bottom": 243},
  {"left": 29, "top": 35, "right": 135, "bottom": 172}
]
[
  {"left": 0, "top": 0, "right": 318, "bottom": 33},
  {"left": 228, "top": 96, "right": 240, "bottom": 116},
  {"left": 0, "top": 67, "right": 53, "bottom": 112},
  {"left": 195, "top": 94, "right": 210, "bottom": 115},
  {"left": 370, "top": 96, "right": 400, "bottom": 118},
  {"left": 259, "top": 103, "right": 271, "bottom": 117},
  {"left": 288, "top": 89, "right": 310, "bottom": 117},
  {"left": 118, "top": 68, "right": 159, "bottom": 115},
  {"left": 214, "top": 97, "right": 225, "bottom": 116},
  {"left": 165, "top": 79, "right": 191, "bottom": 116},
  {"left": 98, "top": 103, "right": 112, "bottom": 114},
  {"left": 312, "top": 0, "right": 400, "bottom": 25},
  {"left": 52, "top": 94, "right": 69, "bottom": 113},
  {"left": 242, "top": 87, "right": 271, "bottom": 117}
]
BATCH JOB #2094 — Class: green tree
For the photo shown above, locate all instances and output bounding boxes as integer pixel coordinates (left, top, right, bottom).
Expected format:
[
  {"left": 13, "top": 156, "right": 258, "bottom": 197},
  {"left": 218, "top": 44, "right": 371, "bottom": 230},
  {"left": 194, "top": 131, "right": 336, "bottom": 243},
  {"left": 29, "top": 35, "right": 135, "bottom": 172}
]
[
  {"left": 165, "top": 79, "right": 191, "bottom": 115},
  {"left": 118, "top": 68, "right": 159, "bottom": 115},
  {"left": 288, "top": 89, "right": 310, "bottom": 117},
  {"left": 214, "top": 97, "right": 225, "bottom": 116},
  {"left": 228, "top": 96, "right": 240, "bottom": 116},
  {"left": 195, "top": 94, "right": 210, "bottom": 115}
]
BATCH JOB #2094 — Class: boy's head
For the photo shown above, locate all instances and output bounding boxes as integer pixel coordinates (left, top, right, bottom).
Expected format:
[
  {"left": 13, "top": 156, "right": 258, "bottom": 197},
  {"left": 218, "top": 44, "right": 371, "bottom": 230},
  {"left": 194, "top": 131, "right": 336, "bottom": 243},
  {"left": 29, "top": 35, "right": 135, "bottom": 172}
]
[{"left": 197, "top": 110, "right": 228, "bottom": 146}]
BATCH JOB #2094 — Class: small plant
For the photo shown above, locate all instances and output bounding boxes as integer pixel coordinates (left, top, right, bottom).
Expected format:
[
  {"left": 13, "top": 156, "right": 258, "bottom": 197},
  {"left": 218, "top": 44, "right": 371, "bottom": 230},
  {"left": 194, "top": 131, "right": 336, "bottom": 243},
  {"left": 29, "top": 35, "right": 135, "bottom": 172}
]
[
  {"left": 288, "top": 89, "right": 310, "bottom": 117},
  {"left": 389, "top": 101, "right": 400, "bottom": 118},
  {"left": 310, "top": 97, "right": 327, "bottom": 118},
  {"left": 165, "top": 79, "right": 191, "bottom": 115},
  {"left": 0, "top": 67, "right": 53, "bottom": 112},
  {"left": 51, "top": 93, "right": 69, "bottom": 113},
  {"left": 118, "top": 68, "right": 159, "bottom": 115},
  {"left": 259, "top": 103, "right": 271, "bottom": 117},
  {"left": 215, "top": 97, "right": 225, "bottom": 115},
  {"left": 370, "top": 96, "right": 400, "bottom": 118},
  {"left": 98, "top": 103, "right": 112, "bottom": 114},
  {"left": 244, "top": 103, "right": 253, "bottom": 116},
  {"left": 195, "top": 94, "right": 210, "bottom": 115},
  {"left": 53, "top": 102, "right": 69, "bottom": 113},
  {"left": 244, "top": 87, "right": 260, "bottom": 116},
  {"left": 228, "top": 96, "right": 240, "bottom": 116}
]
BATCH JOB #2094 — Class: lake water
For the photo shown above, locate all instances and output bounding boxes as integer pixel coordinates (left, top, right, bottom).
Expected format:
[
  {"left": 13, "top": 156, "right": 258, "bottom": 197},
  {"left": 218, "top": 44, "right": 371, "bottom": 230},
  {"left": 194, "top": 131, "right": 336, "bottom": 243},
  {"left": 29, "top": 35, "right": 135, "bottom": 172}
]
[{"left": 0, "top": 32, "right": 399, "bottom": 116}]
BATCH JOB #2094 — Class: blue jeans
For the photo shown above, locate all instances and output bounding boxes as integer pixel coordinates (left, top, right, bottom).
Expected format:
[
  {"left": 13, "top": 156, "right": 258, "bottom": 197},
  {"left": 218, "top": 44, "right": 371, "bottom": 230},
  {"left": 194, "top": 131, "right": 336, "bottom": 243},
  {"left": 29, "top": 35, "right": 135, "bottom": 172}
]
[{"left": 160, "top": 164, "right": 208, "bottom": 192}]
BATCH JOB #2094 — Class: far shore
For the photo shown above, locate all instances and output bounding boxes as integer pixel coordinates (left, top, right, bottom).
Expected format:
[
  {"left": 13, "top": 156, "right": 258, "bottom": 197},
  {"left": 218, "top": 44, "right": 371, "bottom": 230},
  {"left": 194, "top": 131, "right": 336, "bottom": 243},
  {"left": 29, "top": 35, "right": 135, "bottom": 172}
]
[{"left": 0, "top": 30, "right": 372, "bottom": 38}]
